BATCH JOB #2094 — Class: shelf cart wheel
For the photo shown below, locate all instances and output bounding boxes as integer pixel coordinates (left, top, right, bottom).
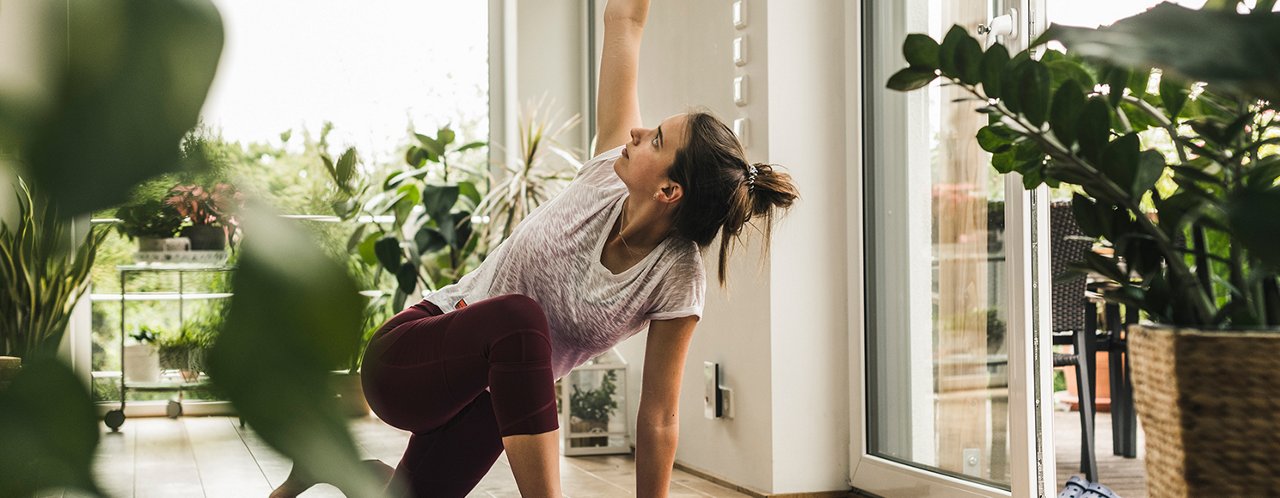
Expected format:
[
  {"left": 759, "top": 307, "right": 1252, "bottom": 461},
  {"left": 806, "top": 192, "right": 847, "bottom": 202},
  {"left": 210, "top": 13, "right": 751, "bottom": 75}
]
[
  {"left": 166, "top": 399, "right": 183, "bottom": 418},
  {"left": 104, "top": 409, "right": 125, "bottom": 431}
]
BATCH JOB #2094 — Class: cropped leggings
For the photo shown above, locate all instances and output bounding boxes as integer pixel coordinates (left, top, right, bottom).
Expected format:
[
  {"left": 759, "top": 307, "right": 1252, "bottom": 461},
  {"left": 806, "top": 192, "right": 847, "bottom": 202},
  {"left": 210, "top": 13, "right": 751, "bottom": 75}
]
[{"left": 360, "top": 294, "right": 560, "bottom": 497}]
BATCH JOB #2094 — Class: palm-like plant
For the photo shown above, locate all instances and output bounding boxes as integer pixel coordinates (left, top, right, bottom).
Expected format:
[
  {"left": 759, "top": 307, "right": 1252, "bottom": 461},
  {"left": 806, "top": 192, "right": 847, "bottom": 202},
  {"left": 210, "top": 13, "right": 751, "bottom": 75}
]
[{"left": 474, "top": 98, "right": 584, "bottom": 249}]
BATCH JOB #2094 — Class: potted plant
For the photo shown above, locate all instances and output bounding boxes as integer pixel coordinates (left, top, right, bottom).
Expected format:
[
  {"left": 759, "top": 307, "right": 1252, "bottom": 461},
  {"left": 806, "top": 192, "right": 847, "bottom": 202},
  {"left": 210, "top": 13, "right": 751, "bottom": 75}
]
[
  {"left": 123, "top": 327, "right": 162, "bottom": 383},
  {"left": 165, "top": 182, "right": 244, "bottom": 251},
  {"left": 569, "top": 370, "right": 619, "bottom": 448},
  {"left": 0, "top": 178, "right": 107, "bottom": 366},
  {"left": 888, "top": 2, "right": 1280, "bottom": 493},
  {"left": 113, "top": 197, "right": 187, "bottom": 252}
]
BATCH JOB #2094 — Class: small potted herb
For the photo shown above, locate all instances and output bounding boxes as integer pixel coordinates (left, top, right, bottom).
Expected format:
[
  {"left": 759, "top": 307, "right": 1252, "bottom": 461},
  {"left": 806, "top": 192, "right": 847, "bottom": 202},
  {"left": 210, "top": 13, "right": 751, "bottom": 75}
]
[
  {"left": 114, "top": 198, "right": 187, "bottom": 252},
  {"left": 123, "top": 327, "right": 161, "bottom": 383}
]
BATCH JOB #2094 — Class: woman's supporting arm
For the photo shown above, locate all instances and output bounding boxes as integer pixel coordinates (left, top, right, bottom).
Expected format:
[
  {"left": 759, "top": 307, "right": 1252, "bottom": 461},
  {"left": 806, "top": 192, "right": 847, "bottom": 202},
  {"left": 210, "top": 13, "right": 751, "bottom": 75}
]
[
  {"left": 636, "top": 315, "right": 697, "bottom": 498},
  {"left": 594, "top": 0, "right": 651, "bottom": 157}
]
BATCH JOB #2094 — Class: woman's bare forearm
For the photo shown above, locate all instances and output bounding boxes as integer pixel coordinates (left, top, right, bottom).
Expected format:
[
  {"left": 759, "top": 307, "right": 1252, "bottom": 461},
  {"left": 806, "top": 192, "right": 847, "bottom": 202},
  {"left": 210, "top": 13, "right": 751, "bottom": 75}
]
[
  {"left": 635, "top": 422, "right": 678, "bottom": 498},
  {"left": 604, "top": 0, "right": 652, "bottom": 26}
]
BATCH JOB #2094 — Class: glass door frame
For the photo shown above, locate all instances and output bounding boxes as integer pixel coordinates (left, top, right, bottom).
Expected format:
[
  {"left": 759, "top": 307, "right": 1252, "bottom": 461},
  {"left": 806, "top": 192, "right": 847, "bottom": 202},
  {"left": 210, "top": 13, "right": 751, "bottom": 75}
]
[{"left": 845, "top": 0, "right": 1056, "bottom": 496}]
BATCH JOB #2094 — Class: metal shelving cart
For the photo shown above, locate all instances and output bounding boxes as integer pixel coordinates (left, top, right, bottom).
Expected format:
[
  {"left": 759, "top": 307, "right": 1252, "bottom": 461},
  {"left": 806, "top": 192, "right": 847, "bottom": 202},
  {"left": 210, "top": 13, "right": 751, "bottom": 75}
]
[{"left": 102, "top": 263, "right": 234, "bottom": 431}]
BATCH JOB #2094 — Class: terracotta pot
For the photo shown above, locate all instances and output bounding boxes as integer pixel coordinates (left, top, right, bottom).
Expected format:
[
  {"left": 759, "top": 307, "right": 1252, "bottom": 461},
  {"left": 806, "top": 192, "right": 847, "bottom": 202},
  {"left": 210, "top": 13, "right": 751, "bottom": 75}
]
[{"left": 1062, "top": 351, "right": 1113, "bottom": 412}]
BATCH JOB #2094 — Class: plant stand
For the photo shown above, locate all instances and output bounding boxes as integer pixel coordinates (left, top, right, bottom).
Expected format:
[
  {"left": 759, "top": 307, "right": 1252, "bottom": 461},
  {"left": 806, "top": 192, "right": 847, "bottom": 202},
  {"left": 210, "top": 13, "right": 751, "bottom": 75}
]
[{"left": 103, "top": 263, "right": 234, "bottom": 432}]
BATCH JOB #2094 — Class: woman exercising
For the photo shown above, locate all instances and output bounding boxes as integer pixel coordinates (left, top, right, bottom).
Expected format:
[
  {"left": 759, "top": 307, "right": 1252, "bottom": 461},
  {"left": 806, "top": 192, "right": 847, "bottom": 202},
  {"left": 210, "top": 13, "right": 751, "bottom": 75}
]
[{"left": 271, "top": 0, "right": 796, "bottom": 496}]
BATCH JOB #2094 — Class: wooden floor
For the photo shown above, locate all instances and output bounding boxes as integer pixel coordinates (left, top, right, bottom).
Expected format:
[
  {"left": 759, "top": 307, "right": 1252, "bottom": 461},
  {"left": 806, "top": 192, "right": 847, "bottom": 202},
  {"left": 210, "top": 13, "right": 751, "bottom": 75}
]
[
  {"left": 74, "top": 415, "right": 751, "bottom": 498},
  {"left": 1054, "top": 411, "right": 1146, "bottom": 498}
]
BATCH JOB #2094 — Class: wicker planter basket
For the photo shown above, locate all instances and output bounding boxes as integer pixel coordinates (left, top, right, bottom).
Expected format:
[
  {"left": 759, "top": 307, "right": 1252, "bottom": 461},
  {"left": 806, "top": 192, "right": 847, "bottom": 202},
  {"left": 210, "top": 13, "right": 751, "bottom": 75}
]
[{"left": 1128, "top": 324, "right": 1280, "bottom": 497}]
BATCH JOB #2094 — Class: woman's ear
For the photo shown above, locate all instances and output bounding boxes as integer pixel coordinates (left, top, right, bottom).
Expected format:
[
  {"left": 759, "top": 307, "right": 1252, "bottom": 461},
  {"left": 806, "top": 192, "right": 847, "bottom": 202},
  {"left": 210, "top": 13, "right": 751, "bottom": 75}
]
[{"left": 657, "top": 183, "right": 683, "bottom": 204}]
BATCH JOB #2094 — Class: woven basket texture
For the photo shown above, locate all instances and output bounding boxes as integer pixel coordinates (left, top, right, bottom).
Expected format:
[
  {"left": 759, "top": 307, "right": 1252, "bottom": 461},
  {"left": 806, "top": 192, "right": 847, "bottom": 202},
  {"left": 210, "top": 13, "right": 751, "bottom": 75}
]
[{"left": 1129, "top": 324, "right": 1280, "bottom": 497}]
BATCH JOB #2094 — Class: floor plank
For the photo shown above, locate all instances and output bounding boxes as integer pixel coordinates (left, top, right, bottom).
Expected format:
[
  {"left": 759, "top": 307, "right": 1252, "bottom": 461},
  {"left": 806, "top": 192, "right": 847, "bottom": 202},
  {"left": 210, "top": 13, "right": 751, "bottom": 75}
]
[
  {"left": 95, "top": 422, "right": 136, "bottom": 498},
  {"left": 132, "top": 417, "right": 206, "bottom": 498},
  {"left": 184, "top": 417, "right": 274, "bottom": 497},
  {"left": 1054, "top": 410, "right": 1146, "bottom": 498}
]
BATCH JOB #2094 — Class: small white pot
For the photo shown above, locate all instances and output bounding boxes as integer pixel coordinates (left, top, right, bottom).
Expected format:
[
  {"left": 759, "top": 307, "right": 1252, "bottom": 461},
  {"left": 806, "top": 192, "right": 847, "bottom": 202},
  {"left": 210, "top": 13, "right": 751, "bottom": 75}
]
[{"left": 124, "top": 343, "right": 161, "bottom": 383}]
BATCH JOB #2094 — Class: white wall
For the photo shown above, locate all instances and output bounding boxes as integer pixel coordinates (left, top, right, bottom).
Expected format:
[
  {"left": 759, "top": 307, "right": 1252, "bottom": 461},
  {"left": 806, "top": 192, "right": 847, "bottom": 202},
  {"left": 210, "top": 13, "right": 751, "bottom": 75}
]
[
  {"left": 763, "top": 0, "right": 851, "bottom": 492},
  {"left": 507, "top": 0, "right": 854, "bottom": 494}
]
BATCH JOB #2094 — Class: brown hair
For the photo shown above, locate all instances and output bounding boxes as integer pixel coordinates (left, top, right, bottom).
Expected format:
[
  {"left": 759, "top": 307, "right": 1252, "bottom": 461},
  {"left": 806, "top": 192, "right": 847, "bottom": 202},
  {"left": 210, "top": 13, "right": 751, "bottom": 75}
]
[{"left": 666, "top": 111, "right": 799, "bottom": 286}]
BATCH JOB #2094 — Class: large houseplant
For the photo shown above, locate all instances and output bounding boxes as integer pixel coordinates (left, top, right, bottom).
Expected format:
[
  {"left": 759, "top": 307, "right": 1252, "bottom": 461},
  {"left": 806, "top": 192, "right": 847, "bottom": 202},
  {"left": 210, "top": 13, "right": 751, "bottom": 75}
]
[
  {"left": 0, "top": 178, "right": 109, "bottom": 361},
  {"left": 888, "top": 2, "right": 1280, "bottom": 494}
]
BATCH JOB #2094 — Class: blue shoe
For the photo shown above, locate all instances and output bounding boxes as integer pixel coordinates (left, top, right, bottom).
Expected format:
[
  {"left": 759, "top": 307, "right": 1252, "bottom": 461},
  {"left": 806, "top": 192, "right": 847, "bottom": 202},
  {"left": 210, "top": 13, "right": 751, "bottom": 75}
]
[
  {"left": 1082, "top": 482, "right": 1119, "bottom": 498},
  {"left": 1057, "top": 476, "right": 1089, "bottom": 498}
]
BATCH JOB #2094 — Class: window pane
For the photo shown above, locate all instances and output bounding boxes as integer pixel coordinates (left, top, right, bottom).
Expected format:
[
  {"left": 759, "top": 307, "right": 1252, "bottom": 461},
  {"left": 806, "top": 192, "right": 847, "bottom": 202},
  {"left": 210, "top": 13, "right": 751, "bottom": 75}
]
[{"left": 863, "top": 0, "right": 1011, "bottom": 487}]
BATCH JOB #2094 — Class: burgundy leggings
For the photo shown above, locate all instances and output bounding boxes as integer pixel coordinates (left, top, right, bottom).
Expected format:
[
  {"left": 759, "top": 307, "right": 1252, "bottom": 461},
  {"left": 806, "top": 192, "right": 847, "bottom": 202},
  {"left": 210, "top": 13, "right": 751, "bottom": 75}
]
[{"left": 360, "top": 294, "right": 560, "bottom": 497}]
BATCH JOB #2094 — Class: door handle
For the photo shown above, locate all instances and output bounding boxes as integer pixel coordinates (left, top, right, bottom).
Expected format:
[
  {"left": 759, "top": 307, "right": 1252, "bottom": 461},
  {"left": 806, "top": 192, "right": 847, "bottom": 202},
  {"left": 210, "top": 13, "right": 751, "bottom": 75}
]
[{"left": 977, "top": 9, "right": 1018, "bottom": 47}]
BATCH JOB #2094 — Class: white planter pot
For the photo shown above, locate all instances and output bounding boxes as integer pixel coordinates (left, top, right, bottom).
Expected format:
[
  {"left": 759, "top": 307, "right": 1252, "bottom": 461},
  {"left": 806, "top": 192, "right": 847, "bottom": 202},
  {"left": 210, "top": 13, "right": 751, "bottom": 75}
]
[{"left": 124, "top": 344, "right": 161, "bottom": 383}]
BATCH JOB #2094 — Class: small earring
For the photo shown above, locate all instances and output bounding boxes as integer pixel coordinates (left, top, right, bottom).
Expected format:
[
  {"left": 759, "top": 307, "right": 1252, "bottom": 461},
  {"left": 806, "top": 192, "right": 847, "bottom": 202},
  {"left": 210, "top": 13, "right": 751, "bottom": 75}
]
[{"left": 653, "top": 191, "right": 661, "bottom": 200}]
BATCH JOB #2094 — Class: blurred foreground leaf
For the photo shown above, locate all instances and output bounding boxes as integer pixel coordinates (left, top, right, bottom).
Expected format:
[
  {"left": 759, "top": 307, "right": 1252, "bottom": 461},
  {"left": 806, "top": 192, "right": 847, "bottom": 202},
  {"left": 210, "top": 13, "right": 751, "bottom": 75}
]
[
  {"left": 207, "top": 206, "right": 383, "bottom": 497},
  {"left": 5, "top": 0, "right": 224, "bottom": 215},
  {"left": 1038, "top": 3, "right": 1280, "bottom": 102},
  {"left": 0, "top": 359, "right": 101, "bottom": 497}
]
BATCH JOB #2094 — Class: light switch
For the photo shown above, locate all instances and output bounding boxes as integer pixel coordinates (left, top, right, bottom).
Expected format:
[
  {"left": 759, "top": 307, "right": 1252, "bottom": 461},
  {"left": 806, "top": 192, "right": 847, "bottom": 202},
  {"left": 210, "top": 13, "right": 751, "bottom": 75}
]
[
  {"left": 733, "top": 75, "right": 748, "bottom": 106},
  {"left": 733, "top": 118, "right": 749, "bottom": 147},
  {"left": 733, "top": 36, "right": 748, "bottom": 66},
  {"left": 732, "top": 0, "right": 747, "bottom": 29},
  {"left": 704, "top": 361, "right": 722, "bottom": 419}
]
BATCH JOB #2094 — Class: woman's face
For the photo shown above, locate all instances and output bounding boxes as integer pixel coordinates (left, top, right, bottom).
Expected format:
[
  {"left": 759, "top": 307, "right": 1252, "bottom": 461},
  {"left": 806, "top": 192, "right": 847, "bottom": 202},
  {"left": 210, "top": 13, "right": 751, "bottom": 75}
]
[{"left": 615, "top": 113, "right": 689, "bottom": 203}]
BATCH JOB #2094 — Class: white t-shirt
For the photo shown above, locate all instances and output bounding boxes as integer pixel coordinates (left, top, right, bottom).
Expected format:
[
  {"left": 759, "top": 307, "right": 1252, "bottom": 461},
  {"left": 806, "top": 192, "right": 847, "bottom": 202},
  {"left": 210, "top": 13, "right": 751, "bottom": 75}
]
[{"left": 424, "top": 145, "right": 706, "bottom": 380}]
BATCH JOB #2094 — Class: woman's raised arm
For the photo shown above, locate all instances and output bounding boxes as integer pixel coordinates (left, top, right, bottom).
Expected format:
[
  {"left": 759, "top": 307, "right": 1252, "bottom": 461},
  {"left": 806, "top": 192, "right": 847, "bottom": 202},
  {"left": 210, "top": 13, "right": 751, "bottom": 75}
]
[{"left": 594, "top": 0, "right": 651, "bottom": 157}]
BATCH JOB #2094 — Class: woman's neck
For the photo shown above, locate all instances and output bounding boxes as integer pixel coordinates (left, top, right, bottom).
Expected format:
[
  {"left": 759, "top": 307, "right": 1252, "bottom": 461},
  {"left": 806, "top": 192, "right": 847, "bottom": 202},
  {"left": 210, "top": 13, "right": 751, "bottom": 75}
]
[{"left": 614, "top": 194, "right": 674, "bottom": 250}]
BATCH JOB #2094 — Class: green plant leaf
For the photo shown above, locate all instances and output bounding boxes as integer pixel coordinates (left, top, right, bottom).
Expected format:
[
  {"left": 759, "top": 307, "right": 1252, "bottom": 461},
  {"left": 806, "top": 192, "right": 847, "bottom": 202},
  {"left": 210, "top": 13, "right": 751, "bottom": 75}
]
[
  {"left": 938, "top": 25, "right": 966, "bottom": 78},
  {"left": 1158, "top": 77, "right": 1187, "bottom": 120},
  {"left": 458, "top": 181, "right": 482, "bottom": 206},
  {"left": 953, "top": 31, "right": 984, "bottom": 85},
  {"left": 1017, "top": 61, "right": 1052, "bottom": 127},
  {"left": 886, "top": 67, "right": 938, "bottom": 91},
  {"left": 1071, "top": 194, "right": 1109, "bottom": 239},
  {"left": 1127, "top": 68, "right": 1152, "bottom": 100},
  {"left": 421, "top": 185, "right": 460, "bottom": 221},
  {"left": 1046, "top": 59, "right": 1096, "bottom": 94},
  {"left": 1228, "top": 188, "right": 1280, "bottom": 269},
  {"left": 0, "top": 358, "right": 102, "bottom": 498},
  {"left": 10, "top": 0, "right": 224, "bottom": 216},
  {"left": 374, "top": 236, "right": 402, "bottom": 273},
  {"left": 1153, "top": 191, "right": 1204, "bottom": 237},
  {"left": 1050, "top": 79, "right": 1086, "bottom": 148},
  {"left": 1132, "top": 150, "right": 1166, "bottom": 198},
  {"left": 903, "top": 33, "right": 941, "bottom": 70},
  {"left": 980, "top": 44, "right": 1010, "bottom": 99},
  {"left": 1099, "top": 133, "right": 1140, "bottom": 195},
  {"left": 414, "top": 227, "right": 448, "bottom": 254},
  {"left": 1077, "top": 98, "right": 1112, "bottom": 163},
  {"left": 415, "top": 134, "right": 444, "bottom": 159},
  {"left": 335, "top": 147, "right": 357, "bottom": 187},
  {"left": 357, "top": 232, "right": 381, "bottom": 266},
  {"left": 1037, "top": 3, "right": 1280, "bottom": 102},
  {"left": 205, "top": 208, "right": 383, "bottom": 498},
  {"left": 455, "top": 141, "right": 487, "bottom": 153},
  {"left": 1101, "top": 65, "right": 1132, "bottom": 108},
  {"left": 395, "top": 262, "right": 419, "bottom": 295},
  {"left": 437, "top": 127, "right": 456, "bottom": 146},
  {"left": 977, "top": 126, "right": 1016, "bottom": 153}
]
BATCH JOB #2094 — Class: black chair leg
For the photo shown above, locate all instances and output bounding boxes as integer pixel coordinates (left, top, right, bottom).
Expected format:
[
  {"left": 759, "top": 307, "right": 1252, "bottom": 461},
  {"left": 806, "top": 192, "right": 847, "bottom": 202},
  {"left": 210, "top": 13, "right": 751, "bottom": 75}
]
[
  {"left": 1077, "top": 304, "right": 1099, "bottom": 482},
  {"left": 1120, "top": 306, "right": 1139, "bottom": 458},
  {"left": 1106, "top": 302, "right": 1124, "bottom": 457}
]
